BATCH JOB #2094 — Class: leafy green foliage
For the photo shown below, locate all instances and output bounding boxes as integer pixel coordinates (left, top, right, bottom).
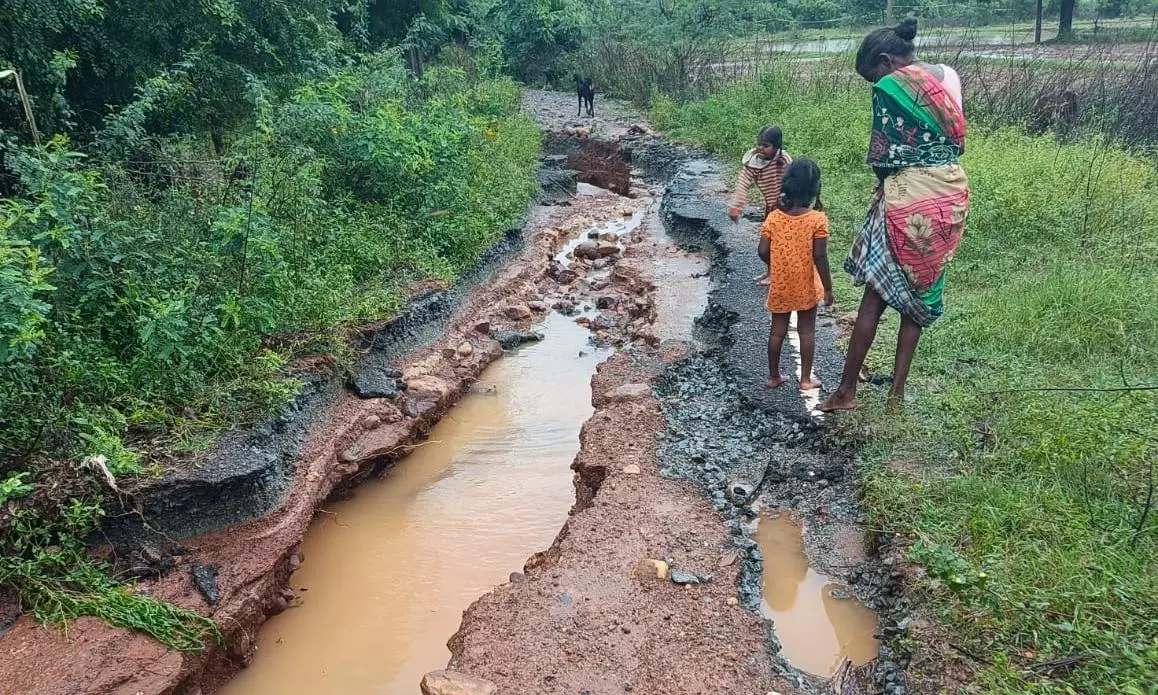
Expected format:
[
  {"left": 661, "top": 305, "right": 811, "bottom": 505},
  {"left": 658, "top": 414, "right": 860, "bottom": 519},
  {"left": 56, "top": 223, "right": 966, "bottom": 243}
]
[
  {"left": 0, "top": 45, "right": 539, "bottom": 649},
  {"left": 657, "top": 62, "right": 1158, "bottom": 694}
]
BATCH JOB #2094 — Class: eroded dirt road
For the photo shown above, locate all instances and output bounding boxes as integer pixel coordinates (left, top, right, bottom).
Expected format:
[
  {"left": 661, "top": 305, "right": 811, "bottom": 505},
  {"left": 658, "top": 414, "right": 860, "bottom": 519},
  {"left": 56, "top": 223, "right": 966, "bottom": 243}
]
[{"left": 0, "top": 91, "right": 914, "bottom": 695}]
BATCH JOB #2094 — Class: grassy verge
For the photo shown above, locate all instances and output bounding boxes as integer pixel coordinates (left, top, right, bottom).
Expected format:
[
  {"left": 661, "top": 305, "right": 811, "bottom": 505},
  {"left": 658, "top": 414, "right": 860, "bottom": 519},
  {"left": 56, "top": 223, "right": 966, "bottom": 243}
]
[
  {"left": 0, "top": 51, "right": 540, "bottom": 649},
  {"left": 654, "top": 69, "right": 1158, "bottom": 693}
]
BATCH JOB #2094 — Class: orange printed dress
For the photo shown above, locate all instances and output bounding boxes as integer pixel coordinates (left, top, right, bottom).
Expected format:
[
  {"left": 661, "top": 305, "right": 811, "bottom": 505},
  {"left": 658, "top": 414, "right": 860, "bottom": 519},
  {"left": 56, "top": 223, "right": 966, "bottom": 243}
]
[{"left": 762, "top": 209, "right": 828, "bottom": 313}]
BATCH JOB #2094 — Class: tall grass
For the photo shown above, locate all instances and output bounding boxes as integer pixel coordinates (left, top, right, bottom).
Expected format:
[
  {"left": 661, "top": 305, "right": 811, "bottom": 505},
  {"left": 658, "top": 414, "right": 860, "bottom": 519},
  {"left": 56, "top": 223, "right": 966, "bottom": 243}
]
[{"left": 655, "top": 66, "right": 1158, "bottom": 694}]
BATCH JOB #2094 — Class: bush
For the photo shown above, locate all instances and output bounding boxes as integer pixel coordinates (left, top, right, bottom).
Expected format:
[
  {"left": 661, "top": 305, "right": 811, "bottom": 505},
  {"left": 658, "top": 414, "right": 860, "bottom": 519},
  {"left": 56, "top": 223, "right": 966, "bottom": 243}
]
[{"left": 0, "top": 48, "right": 540, "bottom": 647}]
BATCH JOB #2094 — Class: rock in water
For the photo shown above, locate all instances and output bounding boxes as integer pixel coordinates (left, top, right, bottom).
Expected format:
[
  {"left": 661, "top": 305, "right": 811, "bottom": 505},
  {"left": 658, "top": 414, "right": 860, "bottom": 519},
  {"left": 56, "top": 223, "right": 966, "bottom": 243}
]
[
  {"left": 491, "top": 330, "right": 544, "bottom": 350},
  {"left": 596, "top": 240, "right": 620, "bottom": 257},
  {"left": 191, "top": 562, "right": 221, "bottom": 605},
  {"left": 420, "top": 670, "right": 498, "bottom": 695},
  {"left": 573, "top": 241, "right": 600, "bottom": 260}
]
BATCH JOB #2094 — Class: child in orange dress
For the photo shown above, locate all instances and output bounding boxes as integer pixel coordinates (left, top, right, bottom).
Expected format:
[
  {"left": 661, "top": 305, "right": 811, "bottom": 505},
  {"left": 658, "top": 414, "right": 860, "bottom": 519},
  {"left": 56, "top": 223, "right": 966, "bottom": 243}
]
[{"left": 758, "top": 158, "right": 835, "bottom": 390}]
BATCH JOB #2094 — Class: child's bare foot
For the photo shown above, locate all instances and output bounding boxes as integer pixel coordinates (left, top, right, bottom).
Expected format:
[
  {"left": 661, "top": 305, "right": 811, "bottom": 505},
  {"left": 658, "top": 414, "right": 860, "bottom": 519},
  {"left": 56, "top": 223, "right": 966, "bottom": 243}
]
[
  {"left": 754, "top": 272, "right": 770, "bottom": 284},
  {"left": 819, "top": 389, "right": 862, "bottom": 412},
  {"left": 800, "top": 378, "right": 823, "bottom": 391},
  {"left": 766, "top": 376, "right": 786, "bottom": 389}
]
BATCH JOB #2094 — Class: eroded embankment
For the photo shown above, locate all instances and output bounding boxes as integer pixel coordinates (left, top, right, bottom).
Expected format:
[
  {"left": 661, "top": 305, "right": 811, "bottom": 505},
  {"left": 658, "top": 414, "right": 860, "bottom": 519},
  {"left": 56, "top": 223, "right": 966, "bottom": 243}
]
[{"left": 0, "top": 137, "right": 656, "bottom": 695}]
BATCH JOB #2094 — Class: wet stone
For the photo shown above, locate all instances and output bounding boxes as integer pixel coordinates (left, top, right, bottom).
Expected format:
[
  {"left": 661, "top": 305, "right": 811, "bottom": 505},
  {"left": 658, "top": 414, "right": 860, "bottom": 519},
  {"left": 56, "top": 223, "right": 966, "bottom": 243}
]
[
  {"left": 191, "top": 562, "right": 221, "bottom": 605},
  {"left": 574, "top": 241, "right": 600, "bottom": 260},
  {"left": 491, "top": 330, "right": 544, "bottom": 350},
  {"left": 670, "top": 569, "right": 711, "bottom": 586},
  {"left": 349, "top": 367, "right": 402, "bottom": 400}
]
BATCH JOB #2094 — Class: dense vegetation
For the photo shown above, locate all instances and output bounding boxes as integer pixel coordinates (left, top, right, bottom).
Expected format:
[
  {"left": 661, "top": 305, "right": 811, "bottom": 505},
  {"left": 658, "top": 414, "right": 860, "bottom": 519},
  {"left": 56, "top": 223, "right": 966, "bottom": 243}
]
[
  {"left": 1, "top": 0, "right": 541, "bottom": 648},
  {"left": 654, "top": 63, "right": 1157, "bottom": 694}
]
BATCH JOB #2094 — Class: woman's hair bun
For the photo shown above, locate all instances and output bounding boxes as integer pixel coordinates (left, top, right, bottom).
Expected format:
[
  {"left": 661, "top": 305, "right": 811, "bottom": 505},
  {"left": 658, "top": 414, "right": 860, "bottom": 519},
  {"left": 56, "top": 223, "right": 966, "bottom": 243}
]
[{"left": 895, "top": 17, "right": 918, "bottom": 41}]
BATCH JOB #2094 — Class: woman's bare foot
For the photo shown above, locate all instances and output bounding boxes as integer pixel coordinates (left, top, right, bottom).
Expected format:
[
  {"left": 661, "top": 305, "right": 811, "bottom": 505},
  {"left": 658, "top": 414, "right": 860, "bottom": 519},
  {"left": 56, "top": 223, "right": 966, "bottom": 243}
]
[
  {"left": 800, "top": 378, "right": 823, "bottom": 391},
  {"left": 766, "top": 376, "right": 786, "bottom": 389},
  {"left": 819, "top": 389, "right": 862, "bottom": 412}
]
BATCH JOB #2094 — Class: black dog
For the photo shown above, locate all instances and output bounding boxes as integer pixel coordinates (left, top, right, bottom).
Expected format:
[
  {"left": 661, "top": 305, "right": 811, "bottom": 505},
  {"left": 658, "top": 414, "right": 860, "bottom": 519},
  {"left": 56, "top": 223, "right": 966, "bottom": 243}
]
[{"left": 575, "top": 75, "right": 594, "bottom": 117}]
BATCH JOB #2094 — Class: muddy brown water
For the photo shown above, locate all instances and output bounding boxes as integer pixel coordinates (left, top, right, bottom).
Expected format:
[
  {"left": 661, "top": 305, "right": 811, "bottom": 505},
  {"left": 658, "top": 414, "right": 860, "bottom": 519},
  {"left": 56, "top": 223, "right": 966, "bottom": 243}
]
[
  {"left": 757, "top": 514, "right": 880, "bottom": 677},
  {"left": 221, "top": 313, "right": 610, "bottom": 695}
]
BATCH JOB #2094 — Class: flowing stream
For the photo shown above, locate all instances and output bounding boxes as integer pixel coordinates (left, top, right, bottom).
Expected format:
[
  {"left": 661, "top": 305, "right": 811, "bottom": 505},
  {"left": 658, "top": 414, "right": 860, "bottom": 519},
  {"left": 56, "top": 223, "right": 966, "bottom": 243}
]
[{"left": 221, "top": 313, "right": 610, "bottom": 695}]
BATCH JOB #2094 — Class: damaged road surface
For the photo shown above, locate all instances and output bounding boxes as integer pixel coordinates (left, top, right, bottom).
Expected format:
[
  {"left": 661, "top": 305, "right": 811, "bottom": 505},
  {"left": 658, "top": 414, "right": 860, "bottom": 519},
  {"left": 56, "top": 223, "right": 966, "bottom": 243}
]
[{"left": 0, "top": 91, "right": 904, "bottom": 695}]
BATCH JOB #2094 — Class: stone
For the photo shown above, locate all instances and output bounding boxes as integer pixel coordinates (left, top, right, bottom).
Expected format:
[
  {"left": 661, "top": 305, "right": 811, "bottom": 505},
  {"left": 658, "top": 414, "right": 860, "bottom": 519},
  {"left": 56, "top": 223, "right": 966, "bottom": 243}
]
[
  {"left": 596, "top": 240, "right": 620, "bottom": 257},
  {"left": 491, "top": 330, "right": 544, "bottom": 350},
  {"left": 573, "top": 241, "right": 600, "bottom": 260},
  {"left": 456, "top": 342, "right": 474, "bottom": 358},
  {"left": 504, "top": 304, "right": 533, "bottom": 321},
  {"left": 349, "top": 367, "right": 401, "bottom": 399},
  {"left": 190, "top": 562, "right": 221, "bottom": 605},
  {"left": 420, "top": 670, "right": 498, "bottom": 695},
  {"left": 670, "top": 570, "right": 712, "bottom": 586},
  {"left": 403, "top": 399, "right": 437, "bottom": 419},
  {"left": 535, "top": 168, "right": 578, "bottom": 205},
  {"left": 633, "top": 559, "right": 669, "bottom": 581},
  {"left": 596, "top": 293, "right": 620, "bottom": 309},
  {"left": 622, "top": 464, "right": 641, "bottom": 475},
  {"left": 599, "top": 231, "right": 618, "bottom": 242},
  {"left": 604, "top": 383, "right": 651, "bottom": 402},
  {"left": 472, "top": 321, "right": 491, "bottom": 334},
  {"left": 509, "top": 572, "right": 527, "bottom": 583},
  {"left": 726, "top": 597, "right": 739, "bottom": 607},
  {"left": 718, "top": 551, "right": 739, "bottom": 568},
  {"left": 361, "top": 415, "right": 382, "bottom": 431},
  {"left": 528, "top": 300, "right": 549, "bottom": 313},
  {"left": 591, "top": 314, "right": 618, "bottom": 331}
]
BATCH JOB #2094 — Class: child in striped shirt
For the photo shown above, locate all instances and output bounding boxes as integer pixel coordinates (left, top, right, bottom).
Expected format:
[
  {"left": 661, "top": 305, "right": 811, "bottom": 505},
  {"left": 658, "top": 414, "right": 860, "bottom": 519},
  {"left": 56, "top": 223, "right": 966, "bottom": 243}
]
[{"left": 728, "top": 125, "right": 792, "bottom": 285}]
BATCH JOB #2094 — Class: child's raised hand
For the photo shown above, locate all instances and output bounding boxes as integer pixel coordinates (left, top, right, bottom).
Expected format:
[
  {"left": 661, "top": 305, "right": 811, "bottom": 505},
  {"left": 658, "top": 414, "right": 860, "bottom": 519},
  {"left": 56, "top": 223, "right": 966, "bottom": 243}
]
[{"left": 728, "top": 207, "right": 741, "bottom": 222}]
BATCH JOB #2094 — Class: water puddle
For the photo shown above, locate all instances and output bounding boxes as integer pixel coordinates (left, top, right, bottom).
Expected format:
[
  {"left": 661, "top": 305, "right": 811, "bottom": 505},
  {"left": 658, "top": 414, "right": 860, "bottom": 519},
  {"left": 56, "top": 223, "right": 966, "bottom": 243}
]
[
  {"left": 554, "top": 209, "right": 645, "bottom": 268},
  {"left": 757, "top": 514, "right": 880, "bottom": 677},
  {"left": 645, "top": 205, "right": 711, "bottom": 342},
  {"left": 221, "top": 313, "right": 610, "bottom": 695}
]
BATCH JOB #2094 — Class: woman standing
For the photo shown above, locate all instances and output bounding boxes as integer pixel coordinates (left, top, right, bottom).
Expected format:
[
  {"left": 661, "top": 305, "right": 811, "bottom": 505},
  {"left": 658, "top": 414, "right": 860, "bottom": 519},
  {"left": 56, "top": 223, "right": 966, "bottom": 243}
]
[{"left": 821, "top": 18, "right": 969, "bottom": 411}]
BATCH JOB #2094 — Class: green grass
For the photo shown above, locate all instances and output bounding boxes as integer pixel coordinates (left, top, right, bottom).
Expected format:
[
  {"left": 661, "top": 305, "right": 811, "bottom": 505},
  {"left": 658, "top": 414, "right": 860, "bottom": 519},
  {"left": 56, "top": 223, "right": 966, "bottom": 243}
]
[{"left": 654, "top": 68, "right": 1158, "bottom": 694}]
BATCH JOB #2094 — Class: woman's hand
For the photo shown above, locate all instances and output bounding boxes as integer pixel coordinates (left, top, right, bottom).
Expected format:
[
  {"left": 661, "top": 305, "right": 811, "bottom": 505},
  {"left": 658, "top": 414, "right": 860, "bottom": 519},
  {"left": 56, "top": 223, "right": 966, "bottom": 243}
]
[
  {"left": 824, "top": 290, "right": 835, "bottom": 307},
  {"left": 728, "top": 207, "right": 742, "bottom": 222}
]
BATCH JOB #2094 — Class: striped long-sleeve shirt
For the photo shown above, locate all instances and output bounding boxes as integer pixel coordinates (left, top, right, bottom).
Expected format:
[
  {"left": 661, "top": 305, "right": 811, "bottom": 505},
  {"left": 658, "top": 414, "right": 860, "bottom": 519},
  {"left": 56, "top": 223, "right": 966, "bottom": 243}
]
[{"left": 729, "top": 149, "right": 792, "bottom": 215}]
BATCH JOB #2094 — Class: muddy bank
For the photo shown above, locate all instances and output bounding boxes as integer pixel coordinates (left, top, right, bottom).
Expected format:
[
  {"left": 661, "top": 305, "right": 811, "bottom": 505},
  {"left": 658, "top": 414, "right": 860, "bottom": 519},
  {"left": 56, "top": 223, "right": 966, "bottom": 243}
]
[
  {"left": 449, "top": 347, "right": 797, "bottom": 695},
  {"left": 100, "top": 224, "right": 529, "bottom": 548}
]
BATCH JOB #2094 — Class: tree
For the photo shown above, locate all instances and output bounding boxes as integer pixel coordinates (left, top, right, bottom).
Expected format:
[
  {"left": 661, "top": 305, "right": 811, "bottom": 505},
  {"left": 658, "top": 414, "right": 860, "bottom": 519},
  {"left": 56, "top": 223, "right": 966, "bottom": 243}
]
[{"left": 1059, "top": 0, "right": 1076, "bottom": 38}]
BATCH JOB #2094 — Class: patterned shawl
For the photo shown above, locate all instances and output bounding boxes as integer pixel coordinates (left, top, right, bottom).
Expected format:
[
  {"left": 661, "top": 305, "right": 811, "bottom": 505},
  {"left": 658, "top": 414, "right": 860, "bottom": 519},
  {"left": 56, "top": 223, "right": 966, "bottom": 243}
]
[{"left": 868, "top": 64, "right": 966, "bottom": 169}]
